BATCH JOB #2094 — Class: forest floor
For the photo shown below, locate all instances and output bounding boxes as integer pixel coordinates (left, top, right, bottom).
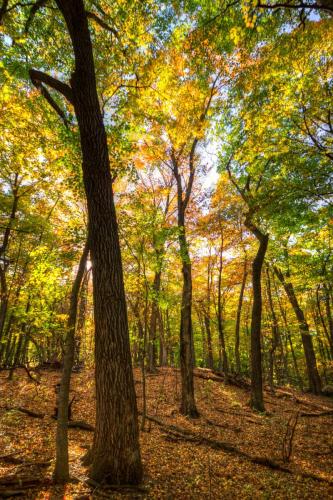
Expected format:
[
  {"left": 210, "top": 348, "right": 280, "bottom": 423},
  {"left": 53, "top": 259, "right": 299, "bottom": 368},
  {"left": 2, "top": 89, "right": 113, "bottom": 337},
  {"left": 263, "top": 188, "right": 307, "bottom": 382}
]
[{"left": 0, "top": 367, "right": 333, "bottom": 499}]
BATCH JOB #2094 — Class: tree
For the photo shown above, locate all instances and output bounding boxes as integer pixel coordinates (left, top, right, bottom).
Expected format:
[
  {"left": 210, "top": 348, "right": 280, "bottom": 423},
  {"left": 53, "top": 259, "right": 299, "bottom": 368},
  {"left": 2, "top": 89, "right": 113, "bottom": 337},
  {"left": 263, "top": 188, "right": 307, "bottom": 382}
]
[{"left": 1, "top": 0, "right": 143, "bottom": 484}]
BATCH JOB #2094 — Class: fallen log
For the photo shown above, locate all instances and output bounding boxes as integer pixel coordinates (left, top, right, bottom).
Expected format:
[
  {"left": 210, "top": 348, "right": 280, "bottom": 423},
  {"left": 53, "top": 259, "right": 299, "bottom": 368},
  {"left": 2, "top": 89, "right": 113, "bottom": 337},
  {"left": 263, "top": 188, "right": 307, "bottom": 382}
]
[
  {"left": 2, "top": 407, "right": 94, "bottom": 431},
  {"left": 144, "top": 414, "right": 333, "bottom": 485},
  {"left": 68, "top": 420, "right": 94, "bottom": 431},
  {"left": 4, "top": 407, "right": 45, "bottom": 418},
  {"left": 204, "top": 418, "right": 242, "bottom": 433},
  {"left": 300, "top": 410, "right": 333, "bottom": 418},
  {"left": 275, "top": 390, "right": 333, "bottom": 412},
  {"left": 193, "top": 368, "right": 251, "bottom": 390}
]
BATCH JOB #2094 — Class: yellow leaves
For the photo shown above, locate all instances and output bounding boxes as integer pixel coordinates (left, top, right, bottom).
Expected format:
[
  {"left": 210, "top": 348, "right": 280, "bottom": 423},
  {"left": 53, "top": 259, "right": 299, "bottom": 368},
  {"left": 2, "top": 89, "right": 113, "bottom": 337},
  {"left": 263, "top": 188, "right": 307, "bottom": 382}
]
[{"left": 230, "top": 27, "right": 243, "bottom": 46}]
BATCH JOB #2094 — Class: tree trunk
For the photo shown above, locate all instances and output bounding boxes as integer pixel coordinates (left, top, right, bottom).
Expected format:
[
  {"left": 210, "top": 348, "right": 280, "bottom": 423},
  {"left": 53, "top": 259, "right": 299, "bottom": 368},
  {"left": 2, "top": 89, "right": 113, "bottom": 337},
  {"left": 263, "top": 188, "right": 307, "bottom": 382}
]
[
  {"left": 54, "top": 1, "right": 142, "bottom": 484},
  {"left": 265, "top": 266, "right": 280, "bottom": 389},
  {"left": 158, "top": 309, "right": 168, "bottom": 366},
  {"left": 148, "top": 270, "right": 161, "bottom": 372},
  {"left": 74, "top": 270, "right": 89, "bottom": 368},
  {"left": 0, "top": 186, "right": 19, "bottom": 339},
  {"left": 235, "top": 257, "right": 247, "bottom": 374},
  {"left": 203, "top": 312, "right": 214, "bottom": 370},
  {"left": 178, "top": 222, "right": 198, "bottom": 417},
  {"left": 53, "top": 241, "right": 89, "bottom": 483},
  {"left": 217, "top": 230, "right": 228, "bottom": 374},
  {"left": 316, "top": 285, "right": 333, "bottom": 357},
  {"left": 274, "top": 266, "right": 321, "bottom": 394},
  {"left": 245, "top": 219, "right": 268, "bottom": 412},
  {"left": 323, "top": 284, "right": 333, "bottom": 354}
]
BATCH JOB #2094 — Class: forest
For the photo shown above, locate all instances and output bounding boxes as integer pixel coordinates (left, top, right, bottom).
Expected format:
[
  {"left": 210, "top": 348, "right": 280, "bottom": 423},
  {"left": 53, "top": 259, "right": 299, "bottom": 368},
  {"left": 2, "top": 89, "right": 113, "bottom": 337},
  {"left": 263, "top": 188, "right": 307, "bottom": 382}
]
[{"left": 0, "top": 0, "right": 332, "bottom": 498}]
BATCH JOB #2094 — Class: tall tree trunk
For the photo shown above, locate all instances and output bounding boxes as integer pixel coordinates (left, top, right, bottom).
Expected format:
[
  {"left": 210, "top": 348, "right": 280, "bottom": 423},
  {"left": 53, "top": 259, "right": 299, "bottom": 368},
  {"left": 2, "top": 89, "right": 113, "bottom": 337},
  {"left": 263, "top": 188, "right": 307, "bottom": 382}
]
[
  {"left": 265, "top": 266, "right": 280, "bottom": 390},
  {"left": 178, "top": 220, "right": 198, "bottom": 417},
  {"left": 323, "top": 284, "right": 333, "bottom": 354},
  {"left": 235, "top": 257, "right": 247, "bottom": 374},
  {"left": 74, "top": 270, "right": 89, "bottom": 368},
  {"left": 158, "top": 309, "right": 167, "bottom": 366},
  {"left": 54, "top": 241, "right": 89, "bottom": 483},
  {"left": 316, "top": 285, "right": 333, "bottom": 357},
  {"left": 148, "top": 270, "right": 161, "bottom": 373},
  {"left": 245, "top": 218, "right": 268, "bottom": 412},
  {"left": 203, "top": 312, "right": 214, "bottom": 370},
  {"left": 217, "top": 229, "right": 228, "bottom": 373},
  {"left": 0, "top": 185, "right": 19, "bottom": 339},
  {"left": 53, "top": 1, "right": 142, "bottom": 484},
  {"left": 274, "top": 267, "right": 322, "bottom": 394}
]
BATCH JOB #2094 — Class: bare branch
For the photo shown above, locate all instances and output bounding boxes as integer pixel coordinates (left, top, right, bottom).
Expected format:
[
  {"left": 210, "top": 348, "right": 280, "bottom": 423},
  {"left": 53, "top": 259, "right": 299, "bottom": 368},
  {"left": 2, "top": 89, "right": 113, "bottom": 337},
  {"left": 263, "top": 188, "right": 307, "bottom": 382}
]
[
  {"left": 86, "top": 10, "right": 119, "bottom": 39},
  {"left": 25, "top": 0, "right": 48, "bottom": 33},
  {"left": 29, "top": 69, "right": 73, "bottom": 104},
  {"left": 0, "top": 0, "right": 9, "bottom": 23},
  {"left": 256, "top": 0, "right": 333, "bottom": 14}
]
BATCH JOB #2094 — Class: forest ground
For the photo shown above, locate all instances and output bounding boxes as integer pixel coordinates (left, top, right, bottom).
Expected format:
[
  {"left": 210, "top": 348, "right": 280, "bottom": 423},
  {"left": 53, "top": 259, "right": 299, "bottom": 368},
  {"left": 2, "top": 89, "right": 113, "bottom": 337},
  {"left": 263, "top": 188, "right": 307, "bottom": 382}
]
[{"left": 0, "top": 367, "right": 332, "bottom": 499}]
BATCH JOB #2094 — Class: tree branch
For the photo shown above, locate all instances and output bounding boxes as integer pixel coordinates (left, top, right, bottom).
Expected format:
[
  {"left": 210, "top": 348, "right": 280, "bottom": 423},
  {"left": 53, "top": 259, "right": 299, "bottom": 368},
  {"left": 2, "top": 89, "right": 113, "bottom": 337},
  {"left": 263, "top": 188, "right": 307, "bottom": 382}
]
[
  {"left": 86, "top": 10, "right": 119, "bottom": 39},
  {"left": 0, "top": 0, "right": 9, "bottom": 23},
  {"left": 29, "top": 69, "right": 73, "bottom": 104},
  {"left": 256, "top": 0, "right": 333, "bottom": 14},
  {"left": 25, "top": 0, "right": 48, "bottom": 33}
]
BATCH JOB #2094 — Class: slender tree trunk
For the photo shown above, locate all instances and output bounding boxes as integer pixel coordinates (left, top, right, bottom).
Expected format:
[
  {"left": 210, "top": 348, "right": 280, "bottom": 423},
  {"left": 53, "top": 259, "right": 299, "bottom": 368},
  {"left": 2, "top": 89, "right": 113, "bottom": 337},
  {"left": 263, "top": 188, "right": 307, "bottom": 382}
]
[
  {"left": 265, "top": 267, "right": 280, "bottom": 390},
  {"left": 312, "top": 308, "right": 329, "bottom": 385},
  {"left": 235, "top": 257, "right": 247, "bottom": 374},
  {"left": 316, "top": 286, "right": 333, "bottom": 357},
  {"left": 54, "top": 241, "right": 89, "bottom": 483},
  {"left": 323, "top": 284, "right": 333, "bottom": 354},
  {"left": 178, "top": 221, "right": 198, "bottom": 417},
  {"left": 217, "top": 230, "right": 228, "bottom": 374},
  {"left": 274, "top": 267, "right": 321, "bottom": 394},
  {"left": 0, "top": 189, "right": 19, "bottom": 339},
  {"left": 148, "top": 270, "right": 161, "bottom": 373},
  {"left": 197, "top": 309, "right": 207, "bottom": 367},
  {"left": 158, "top": 309, "right": 167, "bottom": 366},
  {"left": 245, "top": 219, "right": 268, "bottom": 412},
  {"left": 203, "top": 312, "right": 214, "bottom": 370},
  {"left": 53, "top": 1, "right": 142, "bottom": 484},
  {"left": 74, "top": 270, "right": 88, "bottom": 368}
]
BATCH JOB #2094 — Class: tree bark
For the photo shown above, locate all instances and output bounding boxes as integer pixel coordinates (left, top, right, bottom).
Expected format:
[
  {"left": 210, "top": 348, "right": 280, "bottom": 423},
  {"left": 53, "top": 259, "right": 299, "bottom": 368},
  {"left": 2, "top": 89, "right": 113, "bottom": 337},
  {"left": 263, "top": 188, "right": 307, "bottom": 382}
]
[
  {"left": 265, "top": 266, "right": 281, "bottom": 389},
  {"left": 316, "top": 285, "right": 333, "bottom": 357},
  {"left": 235, "top": 257, "right": 247, "bottom": 374},
  {"left": 274, "top": 266, "right": 322, "bottom": 394},
  {"left": 172, "top": 147, "right": 198, "bottom": 417},
  {"left": 53, "top": 241, "right": 89, "bottom": 483},
  {"left": 179, "top": 226, "right": 198, "bottom": 416},
  {"left": 323, "top": 283, "right": 333, "bottom": 355},
  {"left": 217, "top": 230, "right": 228, "bottom": 374},
  {"left": 245, "top": 217, "right": 268, "bottom": 412},
  {"left": 52, "top": 1, "right": 142, "bottom": 484},
  {"left": 148, "top": 270, "right": 161, "bottom": 372}
]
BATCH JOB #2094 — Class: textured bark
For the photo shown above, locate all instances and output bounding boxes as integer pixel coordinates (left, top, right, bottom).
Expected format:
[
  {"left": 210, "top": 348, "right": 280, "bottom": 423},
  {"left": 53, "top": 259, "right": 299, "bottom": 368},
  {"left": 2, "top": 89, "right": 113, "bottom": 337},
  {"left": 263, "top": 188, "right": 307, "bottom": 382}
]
[
  {"left": 265, "top": 267, "right": 281, "bottom": 388},
  {"left": 179, "top": 242, "right": 198, "bottom": 417},
  {"left": 323, "top": 284, "right": 333, "bottom": 354},
  {"left": 158, "top": 309, "right": 168, "bottom": 366},
  {"left": 74, "top": 270, "right": 89, "bottom": 367},
  {"left": 245, "top": 217, "right": 268, "bottom": 412},
  {"left": 51, "top": 1, "right": 142, "bottom": 484},
  {"left": 53, "top": 241, "right": 89, "bottom": 483},
  {"left": 148, "top": 270, "right": 161, "bottom": 372},
  {"left": 204, "top": 313, "right": 214, "bottom": 370},
  {"left": 235, "top": 257, "right": 247, "bottom": 374},
  {"left": 173, "top": 151, "right": 198, "bottom": 417},
  {"left": 274, "top": 267, "right": 321, "bottom": 394},
  {"left": 217, "top": 233, "right": 228, "bottom": 374},
  {"left": 316, "top": 286, "right": 333, "bottom": 357},
  {"left": 0, "top": 180, "right": 19, "bottom": 339}
]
